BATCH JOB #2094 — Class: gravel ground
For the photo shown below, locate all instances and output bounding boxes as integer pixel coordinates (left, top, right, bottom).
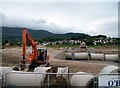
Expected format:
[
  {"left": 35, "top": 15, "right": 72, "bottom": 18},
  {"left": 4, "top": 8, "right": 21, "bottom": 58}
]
[{"left": 1, "top": 46, "right": 119, "bottom": 75}]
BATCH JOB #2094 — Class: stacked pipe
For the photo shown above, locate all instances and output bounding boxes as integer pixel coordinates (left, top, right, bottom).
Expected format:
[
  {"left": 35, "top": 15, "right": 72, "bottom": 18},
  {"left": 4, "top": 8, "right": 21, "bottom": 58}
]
[
  {"left": 74, "top": 52, "right": 89, "bottom": 60},
  {"left": 0, "top": 66, "right": 119, "bottom": 87},
  {"left": 99, "top": 65, "right": 119, "bottom": 74},
  {"left": 0, "top": 67, "right": 13, "bottom": 87},
  {"left": 65, "top": 52, "right": 119, "bottom": 62},
  {"left": 98, "top": 66, "right": 119, "bottom": 87},
  {"left": 70, "top": 65, "right": 119, "bottom": 88},
  {"left": 70, "top": 72, "right": 94, "bottom": 88},
  {"left": 5, "top": 67, "right": 51, "bottom": 86},
  {"left": 4, "top": 67, "right": 69, "bottom": 87}
]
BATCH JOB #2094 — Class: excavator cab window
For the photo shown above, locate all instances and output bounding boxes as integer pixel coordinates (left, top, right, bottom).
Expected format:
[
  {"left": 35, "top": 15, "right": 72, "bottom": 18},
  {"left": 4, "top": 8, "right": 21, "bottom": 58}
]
[{"left": 37, "top": 49, "right": 47, "bottom": 61}]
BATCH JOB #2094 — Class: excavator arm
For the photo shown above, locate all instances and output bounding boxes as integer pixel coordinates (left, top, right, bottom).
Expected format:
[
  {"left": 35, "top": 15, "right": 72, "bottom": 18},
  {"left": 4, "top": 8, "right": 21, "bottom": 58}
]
[
  {"left": 21, "top": 28, "right": 37, "bottom": 70},
  {"left": 26, "top": 30, "right": 37, "bottom": 62}
]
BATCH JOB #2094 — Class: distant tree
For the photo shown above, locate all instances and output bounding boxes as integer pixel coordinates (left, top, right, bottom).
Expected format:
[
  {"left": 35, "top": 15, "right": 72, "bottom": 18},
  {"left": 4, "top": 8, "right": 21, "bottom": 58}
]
[
  {"left": 85, "top": 38, "right": 94, "bottom": 45},
  {"left": 5, "top": 40, "right": 9, "bottom": 44},
  {"left": 2, "top": 42, "right": 5, "bottom": 46},
  {"left": 41, "top": 38, "right": 46, "bottom": 42},
  {"left": 93, "top": 35, "right": 107, "bottom": 39}
]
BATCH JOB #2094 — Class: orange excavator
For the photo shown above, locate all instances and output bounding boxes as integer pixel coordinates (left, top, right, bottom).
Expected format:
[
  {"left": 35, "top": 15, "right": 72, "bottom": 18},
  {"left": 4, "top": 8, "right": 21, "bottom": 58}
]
[{"left": 20, "top": 28, "right": 49, "bottom": 71}]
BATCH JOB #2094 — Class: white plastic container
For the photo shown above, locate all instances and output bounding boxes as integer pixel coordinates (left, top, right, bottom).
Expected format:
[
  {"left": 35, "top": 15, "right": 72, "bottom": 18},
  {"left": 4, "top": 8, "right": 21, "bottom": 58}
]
[
  {"left": 70, "top": 72, "right": 94, "bottom": 87},
  {"left": 90, "top": 53, "right": 104, "bottom": 61},
  {"left": 74, "top": 52, "right": 89, "bottom": 60}
]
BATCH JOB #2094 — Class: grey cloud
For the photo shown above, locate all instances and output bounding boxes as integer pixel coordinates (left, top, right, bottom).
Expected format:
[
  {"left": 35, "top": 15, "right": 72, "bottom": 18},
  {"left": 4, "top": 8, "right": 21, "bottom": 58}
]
[
  {"left": 0, "top": 13, "right": 118, "bottom": 37},
  {"left": 0, "top": 1, "right": 118, "bottom": 37},
  {"left": 1, "top": 13, "right": 76, "bottom": 34}
]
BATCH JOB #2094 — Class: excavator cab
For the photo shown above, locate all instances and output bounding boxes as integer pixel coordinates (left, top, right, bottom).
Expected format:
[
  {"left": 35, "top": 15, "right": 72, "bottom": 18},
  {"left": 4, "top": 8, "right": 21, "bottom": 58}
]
[
  {"left": 37, "top": 48, "right": 47, "bottom": 62},
  {"left": 28, "top": 48, "right": 49, "bottom": 71}
]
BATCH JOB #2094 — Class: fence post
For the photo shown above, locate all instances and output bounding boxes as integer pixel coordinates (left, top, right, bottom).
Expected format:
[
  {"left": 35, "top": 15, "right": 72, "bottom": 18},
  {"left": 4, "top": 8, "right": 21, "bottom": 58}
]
[
  {"left": 93, "top": 76, "right": 98, "bottom": 88},
  {"left": 47, "top": 74, "right": 50, "bottom": 88}
]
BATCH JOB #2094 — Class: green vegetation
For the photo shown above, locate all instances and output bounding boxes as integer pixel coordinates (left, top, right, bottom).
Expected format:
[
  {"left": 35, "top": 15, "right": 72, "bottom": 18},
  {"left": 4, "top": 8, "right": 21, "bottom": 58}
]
[
  {"left": 46, "top": 43, "right": 80, "bottom": 48},
  {"left": 2, "top": 27, "right": 90, "bottom": 41},
  {"left": 1, "top": 27, "right": 120, "bottom": 49}
]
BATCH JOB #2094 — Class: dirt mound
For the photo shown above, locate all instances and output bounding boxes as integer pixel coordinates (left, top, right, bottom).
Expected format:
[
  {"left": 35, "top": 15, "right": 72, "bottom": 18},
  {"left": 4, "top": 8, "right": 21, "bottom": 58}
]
[
  {"left": 55, "top": 51, "right": 65, "bottom": 59},
  {"left": 43, "top": 76, "right": 68, "bottom": 88},
  {"left": 43, "top": 67, "right": 68, "bottom": 88}
]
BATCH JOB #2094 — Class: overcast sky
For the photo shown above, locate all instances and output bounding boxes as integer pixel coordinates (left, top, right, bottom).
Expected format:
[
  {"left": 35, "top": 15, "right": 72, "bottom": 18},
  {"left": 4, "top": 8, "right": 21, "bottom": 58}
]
[{"left": 0, "top": 0, "right": 119, "bottom": 37}]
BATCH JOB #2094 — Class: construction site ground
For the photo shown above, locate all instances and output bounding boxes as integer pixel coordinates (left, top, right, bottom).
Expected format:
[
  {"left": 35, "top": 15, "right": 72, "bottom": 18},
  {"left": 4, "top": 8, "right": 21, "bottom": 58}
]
[{"left": 1, "top": 46, "right": 118, "bottom": 75}]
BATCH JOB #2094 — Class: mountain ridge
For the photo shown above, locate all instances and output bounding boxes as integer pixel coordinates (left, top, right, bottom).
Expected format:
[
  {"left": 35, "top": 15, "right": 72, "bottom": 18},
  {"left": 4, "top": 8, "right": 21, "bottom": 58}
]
[{"left": 1, "top": 27, "right": 91, "bottom": 41}]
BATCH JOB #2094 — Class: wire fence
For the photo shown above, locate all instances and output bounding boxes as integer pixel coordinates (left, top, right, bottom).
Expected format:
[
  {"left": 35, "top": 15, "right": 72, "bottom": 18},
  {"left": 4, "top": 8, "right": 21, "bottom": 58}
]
[{"left": 0, "top": 72, "right": 119, "bottom": 88}]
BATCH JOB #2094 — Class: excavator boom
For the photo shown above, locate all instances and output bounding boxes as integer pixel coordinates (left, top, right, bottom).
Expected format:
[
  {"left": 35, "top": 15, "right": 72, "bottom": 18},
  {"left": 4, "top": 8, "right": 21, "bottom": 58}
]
[
  {"left": 22, "top": 28, "right": 26, "bottom": 62},
  {"left": 21, "top": 28, "right": 37, "bottom": 70}
]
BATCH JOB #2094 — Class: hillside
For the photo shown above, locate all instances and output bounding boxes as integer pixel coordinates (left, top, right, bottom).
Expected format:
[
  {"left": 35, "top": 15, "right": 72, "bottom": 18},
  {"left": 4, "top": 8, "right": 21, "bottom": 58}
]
[
  {"left": 2, "top": 27, "right": 53, "bottom": 41},
  {"left": 1, "top": 27, "right": 91, "bottom": 41}
]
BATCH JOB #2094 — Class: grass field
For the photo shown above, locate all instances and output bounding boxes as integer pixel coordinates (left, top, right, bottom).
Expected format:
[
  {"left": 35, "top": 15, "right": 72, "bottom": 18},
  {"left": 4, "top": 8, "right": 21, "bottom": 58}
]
[{"left": 46, "top": 44, "right": 120, "bottom": 49}]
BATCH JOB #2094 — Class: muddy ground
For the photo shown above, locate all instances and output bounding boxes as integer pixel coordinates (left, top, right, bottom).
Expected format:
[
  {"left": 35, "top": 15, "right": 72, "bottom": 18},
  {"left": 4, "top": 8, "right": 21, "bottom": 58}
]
[{"left": 1, "top": 46, "right": 119, "bottom": 75}]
